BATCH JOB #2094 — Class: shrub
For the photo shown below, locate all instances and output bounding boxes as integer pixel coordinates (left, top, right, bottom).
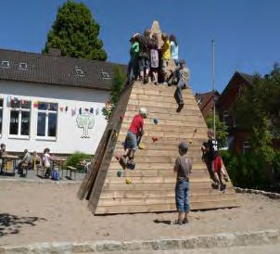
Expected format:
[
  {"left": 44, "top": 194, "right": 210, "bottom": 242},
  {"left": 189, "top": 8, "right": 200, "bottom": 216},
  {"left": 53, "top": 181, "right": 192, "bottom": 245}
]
[{"left": 67, "top": 152, "right": 92, "bottom": 171}]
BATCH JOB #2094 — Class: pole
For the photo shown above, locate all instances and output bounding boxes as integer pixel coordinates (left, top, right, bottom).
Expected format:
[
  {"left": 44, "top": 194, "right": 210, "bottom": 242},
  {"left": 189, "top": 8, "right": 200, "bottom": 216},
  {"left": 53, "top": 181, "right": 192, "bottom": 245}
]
[{"left": 211, "top": 40, "right": 216, "bottom": 139}]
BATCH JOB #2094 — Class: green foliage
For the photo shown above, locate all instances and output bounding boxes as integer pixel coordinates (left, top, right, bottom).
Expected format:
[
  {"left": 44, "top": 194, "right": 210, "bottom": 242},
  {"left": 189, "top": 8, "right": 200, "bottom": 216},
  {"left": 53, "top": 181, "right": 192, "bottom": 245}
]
[
  {"left": 43, "top": 0, "right": 107, "bottom": 60},
  {"left": 67, "top": 152, "right": 91, "bottom": 171},
  {"left": 102, "top": 66, "right": 126, "bottom": 120},
  {"left": 206, "top": 113, "right": 228, "bottom": 148},
  {"left": 234, "top": 65, "right": 280, "bottom": 164},
  {"left": 220, "top": 150, "right": 266, "bottom": 189}
]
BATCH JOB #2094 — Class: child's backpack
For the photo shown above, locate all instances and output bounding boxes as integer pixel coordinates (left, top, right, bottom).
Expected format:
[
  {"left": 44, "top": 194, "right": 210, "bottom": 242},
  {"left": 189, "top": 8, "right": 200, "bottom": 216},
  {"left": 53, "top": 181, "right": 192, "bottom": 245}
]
[{"left": 51, "top": 170, "right": 59, "bottom": 181}]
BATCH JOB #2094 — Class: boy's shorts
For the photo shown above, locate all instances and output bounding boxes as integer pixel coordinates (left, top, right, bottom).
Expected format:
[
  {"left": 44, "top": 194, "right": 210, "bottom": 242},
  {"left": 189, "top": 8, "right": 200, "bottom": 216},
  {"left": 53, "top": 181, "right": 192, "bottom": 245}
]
[
  {"left": 213, "top": 156, "right": 222, "bottom": 173},
  {"left": 139, "top": 57, "right": 150, "bottom": 71},
  {"left": 124, "top": 131, "right": 137, "bottom": 151}
]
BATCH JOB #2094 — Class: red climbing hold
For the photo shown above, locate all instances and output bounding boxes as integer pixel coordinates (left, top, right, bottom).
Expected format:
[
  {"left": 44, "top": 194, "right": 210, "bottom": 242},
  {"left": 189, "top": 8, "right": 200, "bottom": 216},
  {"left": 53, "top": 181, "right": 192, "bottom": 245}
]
[
  {"left": 152, "top": 137, "right": 158, "bottom": 142},
  {"left": 119, "top": 115, "right": 124, "bottom": 120}
]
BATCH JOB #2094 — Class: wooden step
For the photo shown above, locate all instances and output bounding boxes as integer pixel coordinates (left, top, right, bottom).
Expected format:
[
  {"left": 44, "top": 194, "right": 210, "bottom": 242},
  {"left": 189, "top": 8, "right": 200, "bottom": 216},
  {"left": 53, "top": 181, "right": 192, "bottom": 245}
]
[{"left": 95, "top": 199, "right": 239, "bottom": 214}]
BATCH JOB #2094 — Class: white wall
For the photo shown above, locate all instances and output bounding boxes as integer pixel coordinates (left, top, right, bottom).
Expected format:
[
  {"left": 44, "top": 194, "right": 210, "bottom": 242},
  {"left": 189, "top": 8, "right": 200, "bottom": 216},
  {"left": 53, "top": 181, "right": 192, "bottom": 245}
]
[{"left": 0, "top": 80, "right": 109, "bottom": 155}]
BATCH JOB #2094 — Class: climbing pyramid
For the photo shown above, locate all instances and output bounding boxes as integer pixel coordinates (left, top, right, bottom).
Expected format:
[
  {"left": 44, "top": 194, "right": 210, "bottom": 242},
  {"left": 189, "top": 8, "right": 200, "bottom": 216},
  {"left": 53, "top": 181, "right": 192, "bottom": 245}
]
[{"left": 78, "top": 83, "right": 239, "bottom": 214}]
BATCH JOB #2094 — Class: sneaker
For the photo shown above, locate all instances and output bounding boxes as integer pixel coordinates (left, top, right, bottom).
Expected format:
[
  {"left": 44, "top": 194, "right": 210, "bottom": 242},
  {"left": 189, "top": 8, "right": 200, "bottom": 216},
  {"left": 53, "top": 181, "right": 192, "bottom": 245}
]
[
  {"left": 163, "top": 82, "right": 168, "bottom": 86},
  {"left": 143, "top": 77, "right": 148, "bottom": 84},
  {"left": 171, "top": 219, "right": 183, "bottom": 225},
  {"left": 176, "top": 104, "right": 184, "bottom": 113},
  {"left": 220, "top": 183, "right": 226, "bottom": 192},
  {"left": 183, "top": 218, "right": 189, "bottom": 224}
]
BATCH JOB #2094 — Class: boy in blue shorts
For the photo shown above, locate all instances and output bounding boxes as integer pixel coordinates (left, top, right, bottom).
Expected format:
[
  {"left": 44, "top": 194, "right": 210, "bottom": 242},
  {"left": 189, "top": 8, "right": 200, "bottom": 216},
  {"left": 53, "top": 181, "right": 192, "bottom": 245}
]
[{"left": 174, "top": 142, "right": 192, "bottom": 225}]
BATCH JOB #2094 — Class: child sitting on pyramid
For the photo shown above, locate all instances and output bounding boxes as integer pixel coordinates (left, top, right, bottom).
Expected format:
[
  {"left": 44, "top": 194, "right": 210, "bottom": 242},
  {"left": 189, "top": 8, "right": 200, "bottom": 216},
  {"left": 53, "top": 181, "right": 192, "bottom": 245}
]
[{"left": 119, "top": 107, "right": 148, "bottom": 168}]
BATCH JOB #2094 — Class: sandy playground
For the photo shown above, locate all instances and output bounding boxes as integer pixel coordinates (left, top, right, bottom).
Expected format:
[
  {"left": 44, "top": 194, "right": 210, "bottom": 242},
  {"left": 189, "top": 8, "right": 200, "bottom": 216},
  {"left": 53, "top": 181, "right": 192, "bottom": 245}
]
[{"left": 0, "top": 181, "right": 280, "bottom": 246}]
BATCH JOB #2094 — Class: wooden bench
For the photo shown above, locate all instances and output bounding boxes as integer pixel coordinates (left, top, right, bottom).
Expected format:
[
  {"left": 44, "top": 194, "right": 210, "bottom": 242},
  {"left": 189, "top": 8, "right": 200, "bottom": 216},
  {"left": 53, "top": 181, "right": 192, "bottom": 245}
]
[{"left": 66, "top": 166, "right": 77, "bottom": 180}]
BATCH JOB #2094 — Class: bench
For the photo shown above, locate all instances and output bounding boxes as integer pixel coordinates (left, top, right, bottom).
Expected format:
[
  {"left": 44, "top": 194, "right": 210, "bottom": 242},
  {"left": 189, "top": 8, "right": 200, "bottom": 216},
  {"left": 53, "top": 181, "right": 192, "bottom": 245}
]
[{"left": 66, "top": 166, "right": 77, "bottom": 180}]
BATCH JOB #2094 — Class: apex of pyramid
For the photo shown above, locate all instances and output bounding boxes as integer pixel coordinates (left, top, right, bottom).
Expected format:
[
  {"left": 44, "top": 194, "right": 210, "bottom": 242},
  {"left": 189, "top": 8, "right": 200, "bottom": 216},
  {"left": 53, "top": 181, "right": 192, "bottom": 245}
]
[{"left": 151, "top": 20, "right": 161, "bottom": 34}]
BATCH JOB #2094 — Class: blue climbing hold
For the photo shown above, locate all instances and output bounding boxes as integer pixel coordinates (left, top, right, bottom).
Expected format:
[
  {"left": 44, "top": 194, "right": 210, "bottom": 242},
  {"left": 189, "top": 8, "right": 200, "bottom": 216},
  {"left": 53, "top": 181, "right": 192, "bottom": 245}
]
[{"left": 153, "top": 118, "right": 159, "bottom": 124}]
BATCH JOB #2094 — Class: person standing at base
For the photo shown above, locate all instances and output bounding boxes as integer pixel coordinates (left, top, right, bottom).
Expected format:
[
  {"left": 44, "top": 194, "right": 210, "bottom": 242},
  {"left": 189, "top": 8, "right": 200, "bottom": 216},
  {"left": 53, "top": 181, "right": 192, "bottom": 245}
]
[
  {"left": 173, "top": 59, "right": 190, "bottom": 112},
  {"left": 173, "top": 142, "right": 192, "bottom": 225}
]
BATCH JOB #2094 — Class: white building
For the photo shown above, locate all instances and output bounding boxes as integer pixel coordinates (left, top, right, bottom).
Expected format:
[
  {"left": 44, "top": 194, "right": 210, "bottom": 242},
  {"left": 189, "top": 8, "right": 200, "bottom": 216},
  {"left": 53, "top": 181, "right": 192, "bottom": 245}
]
[{"left": 0, "top": 48, "right": 125, "bottom": 155}]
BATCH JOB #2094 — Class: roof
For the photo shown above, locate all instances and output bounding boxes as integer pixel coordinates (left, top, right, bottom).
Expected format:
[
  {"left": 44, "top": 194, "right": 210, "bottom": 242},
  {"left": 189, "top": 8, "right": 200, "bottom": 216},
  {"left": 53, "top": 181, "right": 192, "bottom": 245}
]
[
  {"left": 195, "top": 90, "right": 220, "bottom": 111},
  {"left": 218, "top": 71, "right": 254, "bottom": 101},
  {"left": 0, "top": 48, "right": 127, "bottom": 91}
]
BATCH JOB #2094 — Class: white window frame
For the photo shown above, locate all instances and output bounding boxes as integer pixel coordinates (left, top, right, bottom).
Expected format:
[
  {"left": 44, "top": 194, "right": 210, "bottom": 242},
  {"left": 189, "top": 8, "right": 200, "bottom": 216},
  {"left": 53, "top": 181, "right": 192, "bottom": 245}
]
[
  {"left": 8, "top": 100, "right": 31, "bottom": 139},
  {"left": 243, "top": 141, "right": 250, "bottom": 154},
  {"left": 19, "top": 62, "right": 27, "bottom": 70},
  {"left": 36, "top": 102, "right": 58, "bottom": 141},
  {"left": 1, "top": 60, "right": 10, "bottom": 68}
]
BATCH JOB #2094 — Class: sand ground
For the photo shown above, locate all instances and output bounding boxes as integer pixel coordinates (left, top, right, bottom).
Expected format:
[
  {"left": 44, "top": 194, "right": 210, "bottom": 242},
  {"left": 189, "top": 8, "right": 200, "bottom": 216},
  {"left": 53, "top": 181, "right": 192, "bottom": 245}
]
[{"left": 0, "top": 181, "right": 280, "bottom": 246}]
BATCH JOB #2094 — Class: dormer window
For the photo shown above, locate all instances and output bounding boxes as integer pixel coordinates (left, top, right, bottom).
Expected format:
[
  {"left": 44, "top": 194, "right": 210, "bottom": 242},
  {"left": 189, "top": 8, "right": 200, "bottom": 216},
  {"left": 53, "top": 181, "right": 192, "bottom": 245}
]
[
  {"left": 101, "top": 71, "right": 111, "bottom": 80},
  {"left": 1, "top": 61, "right": 10, "bottom": 68},
  {"left": 19, "top": 63, "right": 27, "bottom": 70},
  {"left": 75, "top": 68, "right": 84, "bottom": 76}
]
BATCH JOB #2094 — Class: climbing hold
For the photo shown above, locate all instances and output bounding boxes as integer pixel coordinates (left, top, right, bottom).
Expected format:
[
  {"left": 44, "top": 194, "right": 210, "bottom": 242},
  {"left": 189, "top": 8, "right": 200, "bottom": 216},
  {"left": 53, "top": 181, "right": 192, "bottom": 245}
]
[
  {"left": 152, "top": 137, "right": 158, "bottom": 142},
  {"left": 153, "top": 118, "right": 159, "bottom": 125},
  {"left": 117, "top": 170, "right": 122, "bottom": 177},
  {"left": 125, "top": 178, "right": 132, "bottom": 185},
  {"left": 119, "top": 115, "right": 124, "bottom": 120},
  {"left": 138, "top": 143, "right": 145, "bottom": 149}
]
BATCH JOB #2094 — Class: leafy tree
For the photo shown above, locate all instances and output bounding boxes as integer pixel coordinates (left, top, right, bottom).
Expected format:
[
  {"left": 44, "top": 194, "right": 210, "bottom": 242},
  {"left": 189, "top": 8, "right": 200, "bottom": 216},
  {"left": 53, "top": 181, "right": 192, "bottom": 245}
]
[
  {"left": 206, "top": 113, "right": 228, "bottom": 148},
  {"left": 233, "top": 65, "right": 280, "bottom": 163},
  {"left": 102, "top": 66, "right": 126, "bottom": 120},
  {"left": 43, "top": 0, "right": 107, "bottom": 60}
]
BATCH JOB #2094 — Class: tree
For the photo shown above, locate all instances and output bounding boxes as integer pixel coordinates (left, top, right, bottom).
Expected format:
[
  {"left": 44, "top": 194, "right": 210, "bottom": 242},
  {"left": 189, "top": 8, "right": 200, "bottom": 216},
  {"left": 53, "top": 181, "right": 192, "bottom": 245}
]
[
  {"left": 206, "top": 113, "right": 228, "bottom": 148},
  {"left": 43, "top": 0, "right": 107, "bottom": 60},
  {"left": 102, "top": 66, "right": 126, "bottom": 120},
  {"left": 233, "top": 65, "right": 280, "bottom": 163}
]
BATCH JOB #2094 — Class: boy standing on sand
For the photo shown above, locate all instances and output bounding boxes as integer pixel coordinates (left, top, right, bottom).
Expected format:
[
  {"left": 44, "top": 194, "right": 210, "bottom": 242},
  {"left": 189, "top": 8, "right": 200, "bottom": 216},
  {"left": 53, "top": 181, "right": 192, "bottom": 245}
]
[{"left": 173, "top": 142, "right": 192, "bottom": 225}]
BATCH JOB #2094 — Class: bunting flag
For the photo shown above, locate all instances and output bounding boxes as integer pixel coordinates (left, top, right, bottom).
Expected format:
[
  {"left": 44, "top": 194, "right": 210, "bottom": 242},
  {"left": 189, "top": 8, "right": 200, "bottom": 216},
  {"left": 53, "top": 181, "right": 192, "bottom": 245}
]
[
  {"left": 33, "top": 101, "right": 38, "bottom": 108},
  {"left": 71, "top": 108, "right": 76, "bottom": 116},
  {"left": 90, "top": 107, "right": 94, "bottom": 114},
  {"left": 85, "top": 108, "right": 89, "bottom": 112},
  {"left": 65, "top": 106, "right": 68, "bottom": 112},
  {"left": 6, "top": 96, "right": 10, "bottom": 107},
  {"left": 60, "top": 106, "right": 64, "bottom": 112},
  {"left": 79, "top": 107, "right": 82, "bottom": 115},
  {"left": 96, "top": 108, "right": 100, "bottom": 115}
]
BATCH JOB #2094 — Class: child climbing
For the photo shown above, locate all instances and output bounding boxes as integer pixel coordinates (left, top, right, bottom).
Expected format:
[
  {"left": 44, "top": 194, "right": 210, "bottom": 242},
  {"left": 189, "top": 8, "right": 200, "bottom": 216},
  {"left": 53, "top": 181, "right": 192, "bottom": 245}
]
[
  {"left": 173, "top": 142, "right": 192, "bottom": 225},
  {"left": 172, "top": 59, "right": 190, "bottom": 112},
  {"left": 119, "top": 107, "right": 148, "bottom": 169},
  {"left": 169, "top": 34, "right": 179, "bottom": 66},
  {"left": 201, "top": 129, "right": 229, "bottom": 191},
  {"left": 150, "top": 33, "right": 159, "bottom": 85}
]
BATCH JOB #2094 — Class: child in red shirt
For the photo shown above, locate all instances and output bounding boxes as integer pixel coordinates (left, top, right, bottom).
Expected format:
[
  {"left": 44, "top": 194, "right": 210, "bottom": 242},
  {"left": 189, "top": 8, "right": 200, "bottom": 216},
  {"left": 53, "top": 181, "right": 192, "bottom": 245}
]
[{"left": 120, "top": 108, "right": 147, "bottom": 167}]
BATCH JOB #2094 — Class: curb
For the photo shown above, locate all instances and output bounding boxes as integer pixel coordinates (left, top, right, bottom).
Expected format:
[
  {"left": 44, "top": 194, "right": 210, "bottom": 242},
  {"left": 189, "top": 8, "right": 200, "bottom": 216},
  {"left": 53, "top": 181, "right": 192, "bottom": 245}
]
[
  {"left": 0, "top": 229, "right": 279, "bottom": 253},
  {"left": 234, "top": 187, "right": 280, "bottom": 199}
]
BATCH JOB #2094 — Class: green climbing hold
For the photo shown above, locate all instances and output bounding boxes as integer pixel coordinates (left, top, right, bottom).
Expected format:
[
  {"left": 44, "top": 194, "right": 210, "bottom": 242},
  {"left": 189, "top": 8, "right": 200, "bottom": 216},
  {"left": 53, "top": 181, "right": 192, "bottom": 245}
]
[{"left": 117, "top": 170, "right": 122, "bottom": 177}]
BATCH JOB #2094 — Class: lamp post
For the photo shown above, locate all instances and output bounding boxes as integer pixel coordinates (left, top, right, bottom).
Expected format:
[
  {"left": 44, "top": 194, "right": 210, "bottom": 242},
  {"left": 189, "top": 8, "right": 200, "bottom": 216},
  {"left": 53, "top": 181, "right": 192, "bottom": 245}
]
[{"left": 211, "top": 40, "right": 216, "bottom": 139}]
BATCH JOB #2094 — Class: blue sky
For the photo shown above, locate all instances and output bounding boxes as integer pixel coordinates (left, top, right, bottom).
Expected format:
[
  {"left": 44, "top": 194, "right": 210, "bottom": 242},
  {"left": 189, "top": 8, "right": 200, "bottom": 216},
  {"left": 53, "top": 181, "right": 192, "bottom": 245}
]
[{"left": 1, "top": 0, "right": 279, "bottom": 93}]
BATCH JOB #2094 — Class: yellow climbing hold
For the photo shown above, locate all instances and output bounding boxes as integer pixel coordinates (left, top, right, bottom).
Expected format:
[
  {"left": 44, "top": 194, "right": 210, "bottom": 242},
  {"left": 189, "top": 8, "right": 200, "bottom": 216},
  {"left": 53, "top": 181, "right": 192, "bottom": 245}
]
[{"left": 125, "top": 178, "right": 132, "bottom": 185}]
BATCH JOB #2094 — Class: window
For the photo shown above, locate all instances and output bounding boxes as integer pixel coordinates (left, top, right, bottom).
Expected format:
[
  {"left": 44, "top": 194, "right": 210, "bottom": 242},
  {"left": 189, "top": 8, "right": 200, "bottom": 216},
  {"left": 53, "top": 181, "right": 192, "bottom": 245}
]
[
  {"left": 19, "top": 63, "right": 27, "bottom": 70},
  {"left": 1, "top": 60, "right": 10, "bottom": 68},
  {"left": 9, "top": 99, "right": 31, "bottom": 137},
  {"left": 101, "top": 71, "right": 111, "bottom": 80},
  {"left": 243, "top": 141, "right": 250, "bottom": 154},
  {"left": 75, "top": 68, "right": 84, "bottom": 76},
  {"left": 223, "top": 110, "right": 230, "bottom": 126},
  {"left": 0, "top": 99, "right": 3, "bottom": 135},
  {"left": 37, "top": 102, "right": 58, "bottom": 139}
]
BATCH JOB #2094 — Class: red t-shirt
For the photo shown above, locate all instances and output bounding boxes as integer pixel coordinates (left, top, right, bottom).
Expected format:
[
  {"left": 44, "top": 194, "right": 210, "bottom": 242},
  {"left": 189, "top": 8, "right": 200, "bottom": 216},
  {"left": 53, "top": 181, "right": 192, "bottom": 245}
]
[{"left": 129, "top": 114, "right": 144, "bottom": 134}]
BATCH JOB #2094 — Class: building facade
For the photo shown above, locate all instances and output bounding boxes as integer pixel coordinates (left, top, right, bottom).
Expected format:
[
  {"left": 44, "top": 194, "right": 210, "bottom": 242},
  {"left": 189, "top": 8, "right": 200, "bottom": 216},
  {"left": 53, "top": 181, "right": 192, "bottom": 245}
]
[{"left": 0, "top": 48, "right": 125, "bottom": 155}]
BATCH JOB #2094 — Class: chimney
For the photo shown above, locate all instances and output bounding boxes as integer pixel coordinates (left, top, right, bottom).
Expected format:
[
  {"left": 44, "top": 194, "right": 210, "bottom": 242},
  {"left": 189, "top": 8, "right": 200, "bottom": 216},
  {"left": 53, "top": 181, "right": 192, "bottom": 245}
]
[{"left": 47, "top": 48, "right": 62, "bottom": 57}]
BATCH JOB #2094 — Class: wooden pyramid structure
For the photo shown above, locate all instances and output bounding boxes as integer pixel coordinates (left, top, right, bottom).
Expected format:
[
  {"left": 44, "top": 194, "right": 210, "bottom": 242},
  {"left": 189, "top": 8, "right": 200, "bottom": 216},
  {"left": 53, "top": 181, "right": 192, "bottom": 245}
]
[{"left": 78, "top": 82, "right": 239, "bottom": 214}]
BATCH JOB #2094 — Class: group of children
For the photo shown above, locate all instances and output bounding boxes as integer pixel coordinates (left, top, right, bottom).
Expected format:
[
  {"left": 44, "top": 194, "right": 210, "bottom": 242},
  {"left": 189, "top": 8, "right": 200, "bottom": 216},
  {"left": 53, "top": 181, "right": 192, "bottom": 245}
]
[
  {"left": 0, "top": 145, "right": 55, "bottom": 179},
  {"left": 127, "top": 30, "right": 190, "bottom": 112},
  {"left": 127, "top": 30, "right": 180, "bottom": 85}
]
